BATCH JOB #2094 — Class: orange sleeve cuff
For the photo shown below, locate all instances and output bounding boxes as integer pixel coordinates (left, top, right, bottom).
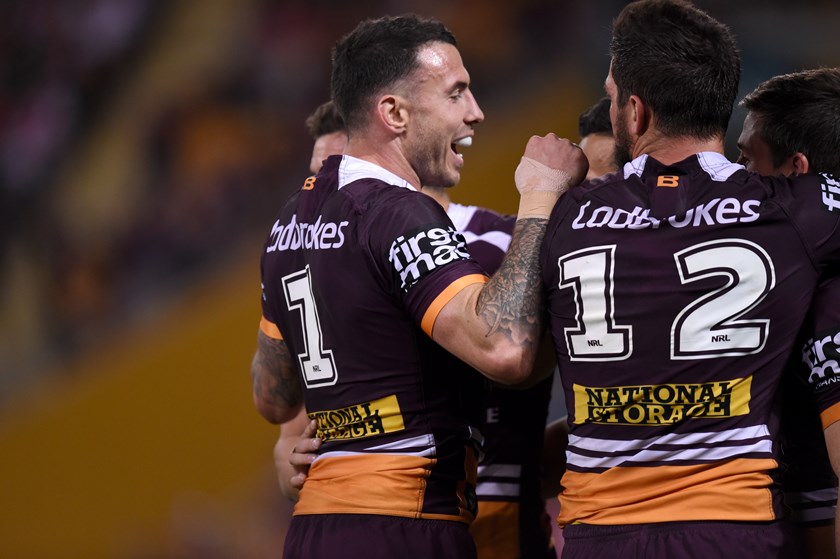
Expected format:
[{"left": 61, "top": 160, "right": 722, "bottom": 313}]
[
  {"left": 260, "top": 317, "right": 283, "bottom": 340},
  {"left": 821, "top": 401, "right": 840, "bottom": 430},
  {"left": 420, "top": 274, "right": 488, "bottom": 337}
]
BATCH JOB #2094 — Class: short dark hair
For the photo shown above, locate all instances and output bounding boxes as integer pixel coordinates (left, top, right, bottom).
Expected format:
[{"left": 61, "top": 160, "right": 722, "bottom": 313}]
[
  {"left": 330, "top": 14, "right": 456, "bottom": 131},
  {"left": 579, "top": 96, "right": 613, "bottom": 138},
  {"left": 305, "top": 101, "right": 345, "bottom": 140},
  {"left": 610, "top": 0, "right": 740, "bottom": 140},
  {"left": 740, "top": 68, "right": 840, "bottom": 176}
]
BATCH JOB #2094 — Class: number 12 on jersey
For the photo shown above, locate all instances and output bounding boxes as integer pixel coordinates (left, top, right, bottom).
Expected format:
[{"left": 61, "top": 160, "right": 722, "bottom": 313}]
[
  {"left": 557, "top": 239, "right": 775, "bottom": 362},
  {"left": 282, "top": 266, "right": 338, "bottom": 387}
]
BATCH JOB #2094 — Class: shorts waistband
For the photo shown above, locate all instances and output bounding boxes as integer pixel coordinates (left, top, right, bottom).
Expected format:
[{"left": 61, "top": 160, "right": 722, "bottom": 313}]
[{"left": 563, "top": 519, "right": 784, "bottom": 539}]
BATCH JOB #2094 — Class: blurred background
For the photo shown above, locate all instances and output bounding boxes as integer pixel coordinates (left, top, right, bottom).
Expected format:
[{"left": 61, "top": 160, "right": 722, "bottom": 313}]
[{"left": 1, "top": 0, "right": 839, "bottom": 557}]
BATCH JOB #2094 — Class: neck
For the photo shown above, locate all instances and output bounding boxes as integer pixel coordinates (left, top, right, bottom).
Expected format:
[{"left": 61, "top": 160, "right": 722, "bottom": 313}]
[
  {"left": 345, "top": 135, "right": 422, "bottom": 189},
  {"left": 633, "top": 131, "right": 726, "bottom": 165},
  {"left": 420, "top": 186, "right": 451, "bottom": 212}
]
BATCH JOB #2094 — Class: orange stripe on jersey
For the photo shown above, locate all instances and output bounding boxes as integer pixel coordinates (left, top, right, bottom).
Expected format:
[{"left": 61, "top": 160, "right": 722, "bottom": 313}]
[
  {"left": 420, "top": 274, "right": 489, "bottom": 336},
  {"left": 820, "top": 401, "right": 840, "bottom": 429},
  {"left": 470, "top": 501, "right": 521, "bottom": 559},
  {"left": 259, "top": 316, "right": 283, "bottom": 340},
  {"left": 293, "top": 453, "right": 472, "bottom": 523},
  {"left": 557, "top": 458, "right": 777, "bottom": 526}
]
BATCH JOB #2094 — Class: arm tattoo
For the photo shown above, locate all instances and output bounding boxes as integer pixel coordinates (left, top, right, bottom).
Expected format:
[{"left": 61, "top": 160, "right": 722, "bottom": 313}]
[
  {"left": 252, "top": 331, "right": 303, "bottom": 410},
  {"left": 476, "top": 217, "right": 548, "bottom": 344}
]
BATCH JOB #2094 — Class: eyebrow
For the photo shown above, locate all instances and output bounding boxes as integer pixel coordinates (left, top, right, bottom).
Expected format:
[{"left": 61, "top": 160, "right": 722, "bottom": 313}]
[{"left": 450, "top": 80, "right": 468, "bottom": 93}]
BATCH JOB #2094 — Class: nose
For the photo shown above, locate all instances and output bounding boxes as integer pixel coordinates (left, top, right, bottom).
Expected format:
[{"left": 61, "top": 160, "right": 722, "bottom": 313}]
[{"left": 465, "top": 90, "right": 484, "bottom": 124}]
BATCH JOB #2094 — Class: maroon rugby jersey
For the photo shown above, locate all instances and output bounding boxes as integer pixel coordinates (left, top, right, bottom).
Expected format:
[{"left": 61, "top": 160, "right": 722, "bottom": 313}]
[
  {"left": 449, "top": 203, "right": 553, "bottom": 559},
  {"left": 540, "top": 152, "right": 840, "bottom": 526},
  {"left": 259, "top": 155, "right": 489, "bottom": 522},
  {"left": 786, "top": 273, "right": 840, "bottom": 525}
]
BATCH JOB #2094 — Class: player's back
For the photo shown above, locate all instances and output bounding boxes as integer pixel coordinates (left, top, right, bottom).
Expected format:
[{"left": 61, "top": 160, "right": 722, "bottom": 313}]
[
  {"left": 541, "top": 152, "right": 840, "bottom": 526},
  {"left": 260, "top": 155, "right": 488, "bottom": 522}
]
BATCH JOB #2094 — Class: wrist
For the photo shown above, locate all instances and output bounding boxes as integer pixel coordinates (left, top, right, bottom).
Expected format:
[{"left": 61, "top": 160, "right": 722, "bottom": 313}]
[{"left": 517, "top": 191, "right": 561, "bottom": 219}]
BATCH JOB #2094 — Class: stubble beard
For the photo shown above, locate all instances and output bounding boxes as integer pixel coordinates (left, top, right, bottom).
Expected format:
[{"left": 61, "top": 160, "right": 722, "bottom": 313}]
[
  {"left": 411, "top": 135, "right": 457, "bottom": 188},
  {"left": 613, "top": 114, "right": 633, "bottom": 170}
]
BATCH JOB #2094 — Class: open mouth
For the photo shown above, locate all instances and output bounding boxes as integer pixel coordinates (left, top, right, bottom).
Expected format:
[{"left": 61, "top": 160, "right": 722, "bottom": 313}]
[{"left": 451, "top": 136, "right": 472, "bottom": 157}]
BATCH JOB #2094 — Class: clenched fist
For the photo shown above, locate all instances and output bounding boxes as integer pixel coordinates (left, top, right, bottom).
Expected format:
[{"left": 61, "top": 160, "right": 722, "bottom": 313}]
[{"left": 515, "top": 134, "right": 588, "bottom": 195}]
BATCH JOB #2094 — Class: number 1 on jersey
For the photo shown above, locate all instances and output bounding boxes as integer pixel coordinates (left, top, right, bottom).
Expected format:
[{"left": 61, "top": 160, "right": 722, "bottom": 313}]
[
  {"left": 282, "top": 266, "right": 337, "bottom": 387},
  {"left": 559, "top": 246, "right": 633, "bottom": 361}
]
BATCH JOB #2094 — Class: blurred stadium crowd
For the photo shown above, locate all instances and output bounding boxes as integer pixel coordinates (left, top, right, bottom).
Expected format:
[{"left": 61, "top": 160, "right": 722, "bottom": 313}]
[
  {"left": 2, "top": 1, "right": 840, "bottom": 556},
  {"left": 0, "top": 0, "right": 600, "bottom": 401}
]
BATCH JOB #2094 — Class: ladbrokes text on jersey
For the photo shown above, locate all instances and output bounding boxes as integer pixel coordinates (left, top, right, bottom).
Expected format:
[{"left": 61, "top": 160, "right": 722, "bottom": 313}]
[
  {"left": 571, "top": 197, "right": 760, "bottom": 230},
  {"left": 266, "top": 214, "right": 349, "bottom": 252}
]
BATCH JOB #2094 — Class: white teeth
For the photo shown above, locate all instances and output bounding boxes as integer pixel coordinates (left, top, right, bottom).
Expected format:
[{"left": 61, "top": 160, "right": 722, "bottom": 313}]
[{"left": 455, "top": 137, "right": 472, "bottom": 147}]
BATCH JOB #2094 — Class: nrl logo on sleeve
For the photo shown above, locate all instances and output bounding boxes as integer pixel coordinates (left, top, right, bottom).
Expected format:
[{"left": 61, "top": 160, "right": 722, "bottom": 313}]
[
  {"left": 388, "top": 224, "right": 471, "bottom": 291},
  {"left": 820, "top": 173, "right": 840, "bottom": 212}
]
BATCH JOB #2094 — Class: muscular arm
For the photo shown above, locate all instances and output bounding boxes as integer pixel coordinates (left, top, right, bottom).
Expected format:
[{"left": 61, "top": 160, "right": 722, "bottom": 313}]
[
  {"left": 433, "top": 135, "right": 587, "bottom": 384},
  {"left": 825, "top": 421, "right": 840, "bottom": 558},
  {"left": 251, "top": 330, "right": 304, "bottom": 424}
]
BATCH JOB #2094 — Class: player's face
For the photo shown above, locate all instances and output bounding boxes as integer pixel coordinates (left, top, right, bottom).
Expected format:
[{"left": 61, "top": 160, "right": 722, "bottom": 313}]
[
  {"left": 403, "top": 42, "right": 484, "bottom": 188},
  {"left": 736, "top": 111, "right": 793, "bottom": 176},
  {"left": 580, "top": 133, "right": 618, "bottom": 179},
  {"left": 606, "top": 68, "right": 632, "bottom": 168},
  {"left": 310, "top": 131, "right": 348, "bottom": 174}
]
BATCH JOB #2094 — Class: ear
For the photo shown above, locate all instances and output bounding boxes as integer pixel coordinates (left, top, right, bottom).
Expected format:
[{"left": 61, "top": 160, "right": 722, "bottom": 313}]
[
  {"left": 790, "top": 152, "right": 811, "bottom": 175},
  {"left": 628, "top": 94, "right": 650, "bottom": 137},
  {"left": 376, "top": 94, "right": 409, "bottom": 134}
]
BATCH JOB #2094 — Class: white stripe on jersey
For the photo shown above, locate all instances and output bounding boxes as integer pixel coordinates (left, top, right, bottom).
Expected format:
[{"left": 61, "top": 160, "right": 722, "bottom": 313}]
[
  {"left": 567, "top": 424, "right": 771, "bottom": 469},
  {"left": 446, "top": 202, "right": 478, "bottom": 231},
  {"left": 460, "top": 230, "right": 512, "bottom": 252},
  {"left": 622, "top": 154, "right": 649, "bottom": 179},
  {"left": 337, "top": 155, "right": 417, "bottom": 191},
  {"left": 364, "top": 433, "right": 435, "bottom": 453},
  {"left": 623, "top": 152, "right": 743, "bottom": 182},
  {"left": 697, "top": 152, "right": 744, "bottom": 181},
  {"left": 569, "top": 424, "right": 769, "bottom": 452},
  {"left": 478, "top": 464, "right": 522, "bottom": 478},
  {"left": 785, "top": 487, "right": 839, "bottom": 505},
  {"left": 447, "top": 202, "right": 512, "bottom": 252},
  {"left": 568, "top": 438, "right": 772, "bottom": 469},
  {"left": 476, "top": 481, "right": 520, "bottom": 498},
  {"left": 315, "top": 445, "right": 436, "bottom": 463}
]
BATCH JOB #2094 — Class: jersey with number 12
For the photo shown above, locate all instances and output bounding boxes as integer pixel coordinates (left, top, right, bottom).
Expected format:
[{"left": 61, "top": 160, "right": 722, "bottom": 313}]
[{"left": 541, "top": 152, "right": 840, "bottom": 526}]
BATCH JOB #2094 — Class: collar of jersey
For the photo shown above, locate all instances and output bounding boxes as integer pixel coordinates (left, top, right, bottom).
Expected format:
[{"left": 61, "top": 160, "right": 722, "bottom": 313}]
[
  {"left": 337, "top": 155, "right": 419, "bottom": 191},
  {"left": 622, "top": 151, "right": 745, "bottom": 182},
  {"left": 446, "top": 201, "right": 477, "bottom": 231}
]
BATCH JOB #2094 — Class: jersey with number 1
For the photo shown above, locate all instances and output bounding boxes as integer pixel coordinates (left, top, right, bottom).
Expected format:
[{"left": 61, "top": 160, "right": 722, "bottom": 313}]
[
  {"left": 540, "top": 152, "right": 840, "bottom": 526},
  {"left": 259, "top": 154, "right": 489, "bottom": 523}
]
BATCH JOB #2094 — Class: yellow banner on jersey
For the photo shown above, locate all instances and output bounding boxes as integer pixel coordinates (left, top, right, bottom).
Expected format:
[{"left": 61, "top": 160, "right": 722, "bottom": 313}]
[
  {"left": 310, "top": 394, "right": 405, "bottom": 441},
  {"left": 573, "top": 377, "right": 751, "bottom": 425}
]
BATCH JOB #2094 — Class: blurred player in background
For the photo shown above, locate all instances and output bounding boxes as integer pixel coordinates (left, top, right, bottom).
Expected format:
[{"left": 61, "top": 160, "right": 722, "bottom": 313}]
[
  {"left": 252, "top": 14, "right": 585, "bottom": 559},
  {"left": 576, "top": 96, "right": 616, "bottom": 180},
  {"left": 737, "top": 67, "right": 840, "bottom": 559}
]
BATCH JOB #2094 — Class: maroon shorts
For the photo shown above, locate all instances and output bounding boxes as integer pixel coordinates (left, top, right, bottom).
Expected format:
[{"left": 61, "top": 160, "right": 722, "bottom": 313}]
[
  {"left": 561, "top": 520, "right": 802, "bottom": 559},
  {"left": 283, "top": 514, "right": 477, "bottom": 559}
]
